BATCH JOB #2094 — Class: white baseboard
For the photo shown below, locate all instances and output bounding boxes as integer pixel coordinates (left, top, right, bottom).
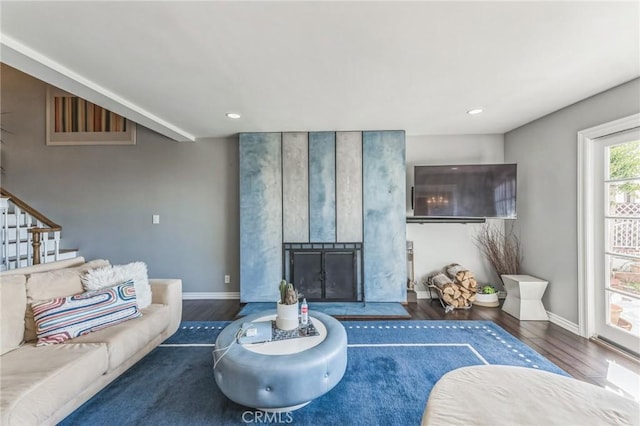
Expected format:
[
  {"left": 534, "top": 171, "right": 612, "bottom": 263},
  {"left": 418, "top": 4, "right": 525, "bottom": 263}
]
[
  {"left": 417, "top": 290, "right": 580, "bottom": 335},
  {"left": 182, "top": 292, "right": 240, "bottom": 300},
  {"left": 547, "top": 311, "right": 580, "bottom": 335},
  {"left": 416, "top": 290, "right": 432, "bottom": 299}
]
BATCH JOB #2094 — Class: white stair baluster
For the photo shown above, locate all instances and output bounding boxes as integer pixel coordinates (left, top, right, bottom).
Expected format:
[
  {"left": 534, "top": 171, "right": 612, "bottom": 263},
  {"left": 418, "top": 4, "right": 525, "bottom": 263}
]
[
  {"left": 42, "top": 231, "right": 49, "bottom": 263},
  {"left": 53, "top": 230, "right": 61, "bottom": 261},
  {"left": 15, "top": 207, "right": 23, "bottom": 265},
  {"left": 26, "top": 229, "right": 32, "bottom": 266},
  {"left": 1, "top": 197, "right": 9, "bottom": 270}
]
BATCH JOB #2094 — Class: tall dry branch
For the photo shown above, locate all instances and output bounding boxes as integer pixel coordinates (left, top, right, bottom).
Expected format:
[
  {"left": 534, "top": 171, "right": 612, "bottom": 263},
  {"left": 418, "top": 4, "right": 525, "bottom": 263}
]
[{"left": 474, "top": 223, "right": 522, "bottom": 280}]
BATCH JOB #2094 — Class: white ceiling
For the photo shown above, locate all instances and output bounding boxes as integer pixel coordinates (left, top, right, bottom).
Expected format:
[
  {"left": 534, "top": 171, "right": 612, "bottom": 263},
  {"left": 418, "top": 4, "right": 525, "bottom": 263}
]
[{"left": 1, "top": 1, "right": 638, "bottom": 142}]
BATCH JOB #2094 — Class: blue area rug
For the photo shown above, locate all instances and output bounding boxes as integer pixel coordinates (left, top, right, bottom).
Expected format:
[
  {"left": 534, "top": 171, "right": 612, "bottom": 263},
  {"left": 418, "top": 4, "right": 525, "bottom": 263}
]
[
  {"left": 60, "top": 320, "right": 567, "bottom": 426},
  {"left": 238, "top": 302, "right": 410, "bottom": 318}
]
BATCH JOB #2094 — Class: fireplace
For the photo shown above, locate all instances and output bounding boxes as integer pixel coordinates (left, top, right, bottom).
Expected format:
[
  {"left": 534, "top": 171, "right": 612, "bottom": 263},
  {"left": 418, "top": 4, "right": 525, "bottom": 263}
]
[
  {"left": 283, "top": 243, "right": 362, "bottom": 302},
  {"left": 239, "top": 131, "right": 406, "bottom": 303}
]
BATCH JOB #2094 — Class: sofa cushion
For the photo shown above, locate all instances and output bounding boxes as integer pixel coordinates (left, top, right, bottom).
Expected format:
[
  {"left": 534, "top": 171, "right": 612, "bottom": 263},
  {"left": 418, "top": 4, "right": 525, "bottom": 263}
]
[
  {"left": 0, "top": 274, "right": 27, "bottom": 355},
  {"left": 0, "top": 256, "right": 86, "bottom": 277},
  {"left": 0, "top": 342, "right": 108, "bottom": 426},
  {"left": 82, "top": 261, "right": 152, "bottom": 309},
  {"left": 71, "top": 303, "right": 170, "bottom": 372},
  {"left": 24, "top": 259, "right": 110, "bottom": 342},
  {"left": 26, "top": 259, "right": 111, "bottom": 302},
  {"left": 33, "top": 281, "right": 142, "bottom": 345}
]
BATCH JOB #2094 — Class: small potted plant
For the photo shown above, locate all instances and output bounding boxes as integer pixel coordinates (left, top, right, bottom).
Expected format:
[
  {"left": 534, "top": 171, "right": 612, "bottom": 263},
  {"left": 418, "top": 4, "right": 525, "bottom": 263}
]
[
  {"left": 475, "top": 285, "right": 499, "bottom": 307},
  {"left": 276, "top": 280, "right": 300, "bottom": 330}
]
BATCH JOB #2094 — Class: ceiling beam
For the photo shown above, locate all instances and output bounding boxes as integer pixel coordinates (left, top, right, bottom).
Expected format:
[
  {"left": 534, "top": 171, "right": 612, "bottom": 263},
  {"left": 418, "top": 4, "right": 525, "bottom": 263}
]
[{"left": 0, "top": 35, "right": 196, "bottom": 142}]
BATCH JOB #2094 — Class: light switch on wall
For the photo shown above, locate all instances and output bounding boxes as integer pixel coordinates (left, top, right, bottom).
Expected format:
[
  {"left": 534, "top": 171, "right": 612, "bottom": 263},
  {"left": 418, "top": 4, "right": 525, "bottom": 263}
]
[{"left": 152, "top": 214, "right": 160, "bottom": 224}]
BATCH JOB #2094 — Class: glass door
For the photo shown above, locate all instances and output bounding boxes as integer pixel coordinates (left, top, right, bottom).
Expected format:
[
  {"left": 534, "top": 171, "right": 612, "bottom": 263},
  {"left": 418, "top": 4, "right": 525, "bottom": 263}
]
[{"left": 596, "top": 130, "right": 640, "bottom": 354}]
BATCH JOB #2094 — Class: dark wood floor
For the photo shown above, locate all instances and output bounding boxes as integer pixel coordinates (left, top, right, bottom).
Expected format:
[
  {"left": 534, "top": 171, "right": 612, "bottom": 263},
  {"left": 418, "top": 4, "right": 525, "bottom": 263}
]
[{"left": 182, "top": 299, "right": 640, "bottom": 389}]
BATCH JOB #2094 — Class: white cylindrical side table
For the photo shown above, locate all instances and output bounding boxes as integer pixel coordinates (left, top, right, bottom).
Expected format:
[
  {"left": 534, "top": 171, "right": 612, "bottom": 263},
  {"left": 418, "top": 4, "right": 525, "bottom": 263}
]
[{"left": 501, "top": 274, "right": 549, "bottom": 320}]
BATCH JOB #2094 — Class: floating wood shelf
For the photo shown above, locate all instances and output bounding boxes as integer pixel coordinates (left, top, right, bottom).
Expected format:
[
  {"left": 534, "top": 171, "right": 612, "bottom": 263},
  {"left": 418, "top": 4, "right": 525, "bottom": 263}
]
[{"left": 406, "top": 216, "right": 487, "bottom": 224}]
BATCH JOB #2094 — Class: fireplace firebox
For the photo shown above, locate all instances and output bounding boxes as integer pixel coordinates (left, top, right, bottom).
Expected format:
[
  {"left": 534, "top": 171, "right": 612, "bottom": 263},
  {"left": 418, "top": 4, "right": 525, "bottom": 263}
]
[{"left": 283, "top": 243, "right": 362, "bottom": 302}]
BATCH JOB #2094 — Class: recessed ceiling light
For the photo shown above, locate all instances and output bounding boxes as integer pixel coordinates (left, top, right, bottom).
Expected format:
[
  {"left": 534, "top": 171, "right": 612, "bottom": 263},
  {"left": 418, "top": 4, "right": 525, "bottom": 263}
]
[
  {"left": 226, "top": 112, "right": 241, "bottom": 119},
  {"left": 467, "top": 109, "right": 483, "bottom": 115}
]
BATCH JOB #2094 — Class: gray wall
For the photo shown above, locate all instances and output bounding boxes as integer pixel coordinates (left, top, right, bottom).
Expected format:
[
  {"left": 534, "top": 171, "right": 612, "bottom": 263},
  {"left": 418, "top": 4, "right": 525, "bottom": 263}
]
[
  {"left": 505, "top": 78, "right": 640, "bottom": 324},
  {"left": 1, "top": 64, "right": 240, "bottom": 294},
  {"left": 406, "top": 134, "right": 505, "bottom": 292}
]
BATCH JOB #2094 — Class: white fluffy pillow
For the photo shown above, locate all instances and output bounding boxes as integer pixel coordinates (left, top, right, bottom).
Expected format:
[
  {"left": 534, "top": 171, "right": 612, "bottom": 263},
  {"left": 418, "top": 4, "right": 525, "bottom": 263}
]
[{"left": 82, "top": 262, "right": 152, "bottom": 309}]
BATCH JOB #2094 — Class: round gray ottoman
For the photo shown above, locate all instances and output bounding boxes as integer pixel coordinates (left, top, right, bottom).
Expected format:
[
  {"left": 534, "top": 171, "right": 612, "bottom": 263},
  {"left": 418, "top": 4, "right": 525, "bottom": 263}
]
[{"left": 213, "top": 310, "right": 347, "bottom": 412}]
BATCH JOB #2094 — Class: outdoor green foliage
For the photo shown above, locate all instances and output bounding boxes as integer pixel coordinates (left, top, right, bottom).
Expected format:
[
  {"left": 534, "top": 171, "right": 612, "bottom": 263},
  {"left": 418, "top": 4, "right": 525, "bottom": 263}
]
[{"left": 610, "top": 140, "right": 640, "bottom": 194}]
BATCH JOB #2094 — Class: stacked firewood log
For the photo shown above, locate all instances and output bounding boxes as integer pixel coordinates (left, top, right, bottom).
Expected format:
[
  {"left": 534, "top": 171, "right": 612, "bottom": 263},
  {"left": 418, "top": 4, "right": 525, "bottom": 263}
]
[{"left": 426, "top": 263, "right": 478, "bottom": 310}]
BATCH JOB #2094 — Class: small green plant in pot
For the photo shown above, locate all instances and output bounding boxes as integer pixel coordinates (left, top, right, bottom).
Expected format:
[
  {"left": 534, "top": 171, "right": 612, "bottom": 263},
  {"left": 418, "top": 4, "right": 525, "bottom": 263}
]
[
  {"left": 480, "top": 285, "right": 497, "bottom": 295},
  {"left": 475, "top": 284, "right": 499, "bottom": 307},
  {"left": 276, "top": 280, "right": 300, "bottom": 330}
]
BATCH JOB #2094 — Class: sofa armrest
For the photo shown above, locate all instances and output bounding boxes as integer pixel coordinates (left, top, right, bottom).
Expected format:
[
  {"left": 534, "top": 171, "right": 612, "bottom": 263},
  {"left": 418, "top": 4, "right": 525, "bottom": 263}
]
[{"left": 149, "top": 278, "right": 182, "bottom": 337}]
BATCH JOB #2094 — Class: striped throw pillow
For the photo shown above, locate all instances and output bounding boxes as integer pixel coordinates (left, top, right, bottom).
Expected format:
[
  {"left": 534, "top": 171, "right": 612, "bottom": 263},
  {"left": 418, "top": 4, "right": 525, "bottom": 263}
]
[{"left": 32, "top": 280, "right": 142, "bottom": 346}]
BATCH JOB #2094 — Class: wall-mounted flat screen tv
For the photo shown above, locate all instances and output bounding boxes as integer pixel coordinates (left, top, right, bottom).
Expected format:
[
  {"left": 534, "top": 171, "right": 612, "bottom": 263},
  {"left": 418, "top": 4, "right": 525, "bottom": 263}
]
[{"left": 413, "top": 164, "right": 517, "bottom": 219}]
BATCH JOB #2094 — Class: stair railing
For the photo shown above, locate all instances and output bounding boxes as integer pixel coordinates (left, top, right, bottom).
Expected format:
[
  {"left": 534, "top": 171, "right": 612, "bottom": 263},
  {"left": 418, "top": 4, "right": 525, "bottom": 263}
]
[{"left": 0, "top": 187, "right": 62, "bottom": 268}]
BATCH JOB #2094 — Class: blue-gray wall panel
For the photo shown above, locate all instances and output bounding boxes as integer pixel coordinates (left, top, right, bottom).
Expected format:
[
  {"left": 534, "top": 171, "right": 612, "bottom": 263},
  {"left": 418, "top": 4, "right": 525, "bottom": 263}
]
[
  {"left": 282, "top": 132, "right": 309, "bottom": 242},
  {"left": 363, "top": 131, "right": 407, "bottom": 302},
  {"left": 239, "top": 133, "right": 283, "bottom": 302},
  {"left": 336, "top": 131, "right": 363, "bottom": 242},
  {"left": 309, "top": 132, "right": 336, "bottom": 242}
]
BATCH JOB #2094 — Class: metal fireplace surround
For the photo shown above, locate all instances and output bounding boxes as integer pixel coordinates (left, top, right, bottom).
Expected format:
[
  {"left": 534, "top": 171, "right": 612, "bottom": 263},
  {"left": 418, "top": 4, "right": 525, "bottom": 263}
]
[{"left": 283, "top": 243, "right": 363, "bottom": 302}]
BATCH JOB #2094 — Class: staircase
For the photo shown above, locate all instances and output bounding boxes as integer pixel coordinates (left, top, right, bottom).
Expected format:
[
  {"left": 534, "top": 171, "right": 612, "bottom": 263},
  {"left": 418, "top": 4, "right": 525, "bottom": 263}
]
[{"left": 1, "top": 188, "right": 78, "bottom": 271}]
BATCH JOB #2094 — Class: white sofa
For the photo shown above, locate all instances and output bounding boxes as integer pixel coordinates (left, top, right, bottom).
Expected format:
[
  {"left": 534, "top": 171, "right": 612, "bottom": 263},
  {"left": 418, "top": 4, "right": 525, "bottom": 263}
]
[{"left": 0, "top": 257, "right": 182, "bottom": 425}]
